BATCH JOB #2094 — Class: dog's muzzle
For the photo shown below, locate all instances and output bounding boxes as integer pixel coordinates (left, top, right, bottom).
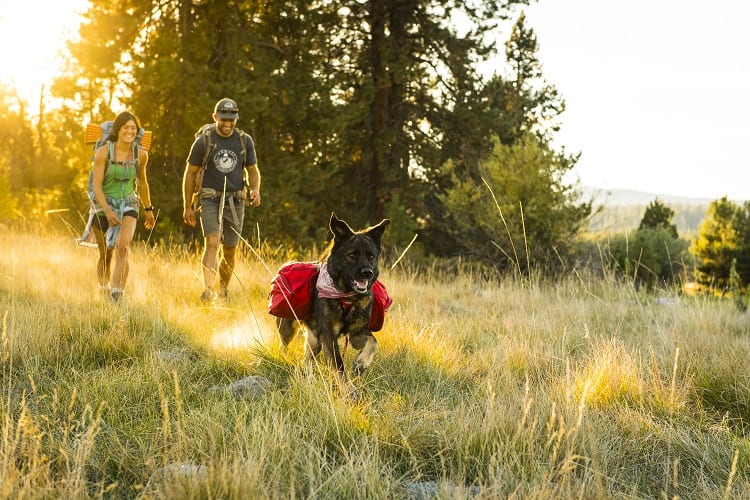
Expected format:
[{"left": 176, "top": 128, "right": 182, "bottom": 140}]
[{"left": 350, "top": 268, "right": 374, "bottom": 293}]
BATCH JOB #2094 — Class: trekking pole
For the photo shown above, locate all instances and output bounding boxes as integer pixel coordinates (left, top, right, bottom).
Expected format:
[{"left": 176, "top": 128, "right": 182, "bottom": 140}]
[
  {"left": 229, "top": 226, "right": 272, "bottom": 336},
  {"left": 216, "top": 177, "right": 228, "bottom": 277},
  {"left": 145, "top": 208, "right": 160, "bottom": 247},
  {"left": 218, "top": 177, "right": 227, "bottom": 241}
]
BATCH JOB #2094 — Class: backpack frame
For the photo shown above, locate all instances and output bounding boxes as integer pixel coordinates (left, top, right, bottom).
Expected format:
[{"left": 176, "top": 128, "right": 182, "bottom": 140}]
[{"left": 84, "top": 121, "right": 152, "bottom": 198}]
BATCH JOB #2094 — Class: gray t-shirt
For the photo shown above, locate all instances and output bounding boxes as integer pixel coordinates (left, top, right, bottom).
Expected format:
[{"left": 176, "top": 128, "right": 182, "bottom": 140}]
[{"left": 188, "top": 127, "right": 256, "bottom": 192}]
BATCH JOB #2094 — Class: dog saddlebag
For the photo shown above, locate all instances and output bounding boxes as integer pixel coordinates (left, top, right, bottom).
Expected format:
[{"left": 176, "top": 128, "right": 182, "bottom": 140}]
[
  {"left": 268, "top": 262, "right": 393, "bottom": 330},
  {"left": 369, "top": 280, "right": 393, "bottom": 332},
  {"left": 268, "top": 262, "right": 319, "bottom": 320}
]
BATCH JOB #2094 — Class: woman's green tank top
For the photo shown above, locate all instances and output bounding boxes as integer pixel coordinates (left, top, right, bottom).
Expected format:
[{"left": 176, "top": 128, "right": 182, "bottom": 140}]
[{"left": 101, "top": 142, "right": 138, "bottom": 199}]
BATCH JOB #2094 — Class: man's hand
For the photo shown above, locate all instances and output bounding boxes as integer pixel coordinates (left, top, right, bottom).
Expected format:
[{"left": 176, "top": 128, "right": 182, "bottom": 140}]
[
  {"left": 248, "top": 189, "right": 261, "bottom": 207},
  {"left": 183, "top": 206, "right": 196, "bottom": 227}
]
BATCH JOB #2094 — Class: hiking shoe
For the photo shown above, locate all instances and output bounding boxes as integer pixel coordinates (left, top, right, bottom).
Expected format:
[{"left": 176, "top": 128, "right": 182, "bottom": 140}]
[
  {"left": 110, "top": 288, "right": 124, "bottom": 303},
  {"left": 200, "top": 289, "right": 217, "bottom": 304}
]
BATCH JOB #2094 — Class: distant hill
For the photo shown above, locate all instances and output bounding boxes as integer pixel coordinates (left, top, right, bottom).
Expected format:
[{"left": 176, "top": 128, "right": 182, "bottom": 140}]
[
  {"left": 580, "top": 186, "right": 725, "bottom": 236},
  {"left": 581, "top": 186, "right": 718, "bottom": 207}
]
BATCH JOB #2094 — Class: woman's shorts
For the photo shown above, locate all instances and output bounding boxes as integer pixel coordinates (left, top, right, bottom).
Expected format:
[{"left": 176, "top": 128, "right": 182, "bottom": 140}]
[
  {"left": 92, "top": 210, "right": 137, "bottom": 232},
  {"left": 92, "top": 195, "right": 140, "bottom": 232}
]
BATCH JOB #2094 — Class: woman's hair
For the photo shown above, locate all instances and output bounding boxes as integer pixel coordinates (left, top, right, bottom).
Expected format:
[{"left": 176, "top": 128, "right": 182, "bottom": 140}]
[{"left": 106, "top": 111, "right": 141, "bottom": 142}]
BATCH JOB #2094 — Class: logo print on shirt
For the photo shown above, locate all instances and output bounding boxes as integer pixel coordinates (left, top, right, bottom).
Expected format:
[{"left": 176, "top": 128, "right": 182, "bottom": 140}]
[{"left": 213, "top": 149, "right": 238, "bottom": 173}]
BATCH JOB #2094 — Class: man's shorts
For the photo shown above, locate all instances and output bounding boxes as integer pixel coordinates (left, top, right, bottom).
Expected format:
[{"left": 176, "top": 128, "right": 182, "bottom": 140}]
[{"left": 199, "top": 198, "right": 245, "bottom": 247}]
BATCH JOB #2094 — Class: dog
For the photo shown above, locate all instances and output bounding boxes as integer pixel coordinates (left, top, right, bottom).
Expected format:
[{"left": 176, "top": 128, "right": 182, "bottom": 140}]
[{"left": 277, "top": 212, "right": 390, "bottom": 396}]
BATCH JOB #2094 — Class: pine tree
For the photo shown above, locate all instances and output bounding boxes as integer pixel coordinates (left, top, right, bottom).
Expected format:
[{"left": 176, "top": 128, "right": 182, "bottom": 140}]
[
  {"left": 639, "top": 198, "right": 678, "bottom": 238},
  {"left": 691, "top": 197, "right": 740, "bottom": 290}
]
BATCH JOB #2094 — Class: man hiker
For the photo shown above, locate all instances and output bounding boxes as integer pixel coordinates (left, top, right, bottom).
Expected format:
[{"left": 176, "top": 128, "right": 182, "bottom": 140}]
[{"left": 182, "top": 97, "right": 261, "bottom": 303}]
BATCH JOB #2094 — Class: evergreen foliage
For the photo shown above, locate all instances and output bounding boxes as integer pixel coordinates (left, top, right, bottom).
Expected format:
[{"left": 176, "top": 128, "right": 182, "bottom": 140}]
[
  {"left": 438, "top": 134, "right": 590, "bottom": 273},
  {"left": 733, "top": 201, "right": 750, "bottom": 288},
  {"left": 0, "top": 90, "right": 36, "bottom": 194},
  {"left": 608, "top": 227, "right": 689, "bottom": 289},
  {"left": 601, "top": 199, "right": 688, "bottom": 289},
  {"left": 639, "top": 198, "right": 678, "bottom": 238},
  {"left": 690, "top": 197, "right": 741, "bottom": 290}
]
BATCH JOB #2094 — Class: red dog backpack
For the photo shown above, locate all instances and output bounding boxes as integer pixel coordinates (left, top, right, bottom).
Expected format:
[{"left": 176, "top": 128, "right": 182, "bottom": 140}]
[
  {"left": 268, "top": 261, "right": 392, "bottom": 331},
  {"left": 268, "top": 262, "right": 319, "bottom": 320},
  {"left": 368, "top": 280, "right": 392, "bottom": 331}
]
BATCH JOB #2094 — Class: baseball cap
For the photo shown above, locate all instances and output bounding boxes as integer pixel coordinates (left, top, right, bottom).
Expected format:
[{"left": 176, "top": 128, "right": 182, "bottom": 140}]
[{"left": 214, "top": 97, "right": 239, "bottom": 120}]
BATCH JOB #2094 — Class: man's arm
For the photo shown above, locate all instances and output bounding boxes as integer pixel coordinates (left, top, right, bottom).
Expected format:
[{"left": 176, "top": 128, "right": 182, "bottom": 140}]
[
  {"left": 245, "top": 164, "right": 261, "bottom": 207},
  {"left": 182, "top": 163, "right": 202, "bottom": 226}
]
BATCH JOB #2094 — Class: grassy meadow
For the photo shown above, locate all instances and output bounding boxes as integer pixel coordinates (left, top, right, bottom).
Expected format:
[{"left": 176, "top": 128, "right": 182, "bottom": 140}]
[{"left": 0, "top": 226, "right": 749, "bottom": 499}]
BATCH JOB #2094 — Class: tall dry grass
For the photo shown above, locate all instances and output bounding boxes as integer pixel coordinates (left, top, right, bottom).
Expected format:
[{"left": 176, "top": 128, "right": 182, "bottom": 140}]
[{"left": 0, "top": 225, "right": 748, "bottom": 498}]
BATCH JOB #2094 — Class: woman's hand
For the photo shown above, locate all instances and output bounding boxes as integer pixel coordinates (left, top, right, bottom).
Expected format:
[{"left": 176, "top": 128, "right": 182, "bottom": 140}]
[
  {"left": 183, "top": 206, "right": 196, "bottom": 227},
  {"left": 144, "top": 211, "right": 156, "bottom": 230},
  {"left": 105, "top": 209, "right": 121, "bottom": 227}
]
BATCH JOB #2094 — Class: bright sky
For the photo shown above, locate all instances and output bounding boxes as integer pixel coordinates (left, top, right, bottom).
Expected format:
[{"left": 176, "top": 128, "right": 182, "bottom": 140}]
[
  {"left": 2, "top": 1, "right": 747, "bottom": 201},
  {"left": 0, "top": 0, "right": 89, "bottom": 108},
  {"left": 519, "top": 0, "right": 750, "bottom": 201}
]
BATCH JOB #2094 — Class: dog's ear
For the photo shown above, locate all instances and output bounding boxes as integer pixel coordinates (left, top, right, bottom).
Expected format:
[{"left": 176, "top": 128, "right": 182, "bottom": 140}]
[
  {"left": 365, "top": 218, "right": 391, "bottom": 247},
  {"left": 329, "top": 212, "right": 355, "bottom": 241}
]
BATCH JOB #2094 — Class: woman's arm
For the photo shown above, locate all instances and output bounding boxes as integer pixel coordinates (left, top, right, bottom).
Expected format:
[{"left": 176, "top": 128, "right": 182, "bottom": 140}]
[{"left": 138, "top": 149, "right": 155, "bottom": 230}]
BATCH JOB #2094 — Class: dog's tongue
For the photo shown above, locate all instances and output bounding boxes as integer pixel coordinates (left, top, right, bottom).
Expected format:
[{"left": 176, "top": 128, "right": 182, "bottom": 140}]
[{"left": 354, "top": 278, "right": 369, "bottom": 292}]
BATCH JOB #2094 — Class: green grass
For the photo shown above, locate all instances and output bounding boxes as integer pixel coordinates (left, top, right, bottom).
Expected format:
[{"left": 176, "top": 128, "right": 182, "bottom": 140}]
[{"left": 0, "top": 228, "right": 748, "bottom": 498}]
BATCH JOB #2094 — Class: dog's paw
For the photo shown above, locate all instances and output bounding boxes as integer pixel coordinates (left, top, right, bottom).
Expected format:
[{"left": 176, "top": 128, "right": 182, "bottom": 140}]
[
  {"left": 352, "top": 360, "right": 367, "bottom": 377},
  {"left": 345, "top": 386, "right": 362, "bottom": 401}
]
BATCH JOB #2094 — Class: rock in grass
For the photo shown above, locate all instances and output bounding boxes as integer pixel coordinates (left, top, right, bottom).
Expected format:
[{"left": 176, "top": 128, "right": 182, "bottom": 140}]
[
  {"left": 146, "top": 463, "right": 209, "bottom": 492},
  {"left": 403, "top": 480, "right": 482, "bottom": 499},
  {"left": 153, "top": 348, "right": 194, "bottom": 363},
  {"left": 210, "top": 375, "right": 272, "bottom": 400}
]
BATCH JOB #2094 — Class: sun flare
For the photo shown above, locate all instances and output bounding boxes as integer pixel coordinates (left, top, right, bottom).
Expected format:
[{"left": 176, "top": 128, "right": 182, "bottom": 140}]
[
  {"left": 0, "top": 1, "right": 89, "bottom": 105},
  {"left": 209, "top": 317, "right": 278, "bottom": 351}
]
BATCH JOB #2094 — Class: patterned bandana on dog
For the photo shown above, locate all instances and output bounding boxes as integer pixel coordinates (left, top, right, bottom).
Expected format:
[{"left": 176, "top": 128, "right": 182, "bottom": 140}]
[{"left": 316, "top": 261, "right": 357, "bottom": 299}]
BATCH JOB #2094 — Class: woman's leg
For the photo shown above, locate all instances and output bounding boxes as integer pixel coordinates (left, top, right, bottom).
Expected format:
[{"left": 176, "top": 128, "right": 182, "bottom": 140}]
[
  {"left": 110, "top": 214, "right": 138, "bottom": 291},
  {"left": 92, "top": 217, "right": 113, "bottom": 287}
]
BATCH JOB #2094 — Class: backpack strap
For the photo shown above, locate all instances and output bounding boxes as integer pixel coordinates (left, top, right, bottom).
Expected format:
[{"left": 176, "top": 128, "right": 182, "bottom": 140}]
[
  {"left": 102, "top": 141, "right": 115, "bottom": 178},
  {"left": 199, "top": 125, "right": 248, "bottom": 168},
  {"left": 105, "top": 141, "right": 141, "bottom": 189},
  {"left": 237, "top": 129, "right": 247, "bottom": 166},
  {"left": 133, "top": 142, "right": 141, "bottom": 184},
  {"left": 191, "top": 126, "right": 213, "bottom": 207},
  {"left": 201, "top": 126, "right": 215, "bottom": 169},
  {"left": 234, "top": 129, "right": 250, "bottom": 189}
]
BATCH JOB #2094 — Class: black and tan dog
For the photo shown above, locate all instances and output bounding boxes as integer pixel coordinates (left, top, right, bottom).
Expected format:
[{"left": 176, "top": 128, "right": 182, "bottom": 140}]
[{"left": 277, "top": 212, "right": 390, "bottom": 396}]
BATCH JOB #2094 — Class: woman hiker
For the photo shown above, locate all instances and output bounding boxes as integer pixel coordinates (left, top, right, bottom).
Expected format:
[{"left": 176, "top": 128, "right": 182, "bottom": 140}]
[{"left": 90, "top": 111, "right": 155, "bottom": 302}]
